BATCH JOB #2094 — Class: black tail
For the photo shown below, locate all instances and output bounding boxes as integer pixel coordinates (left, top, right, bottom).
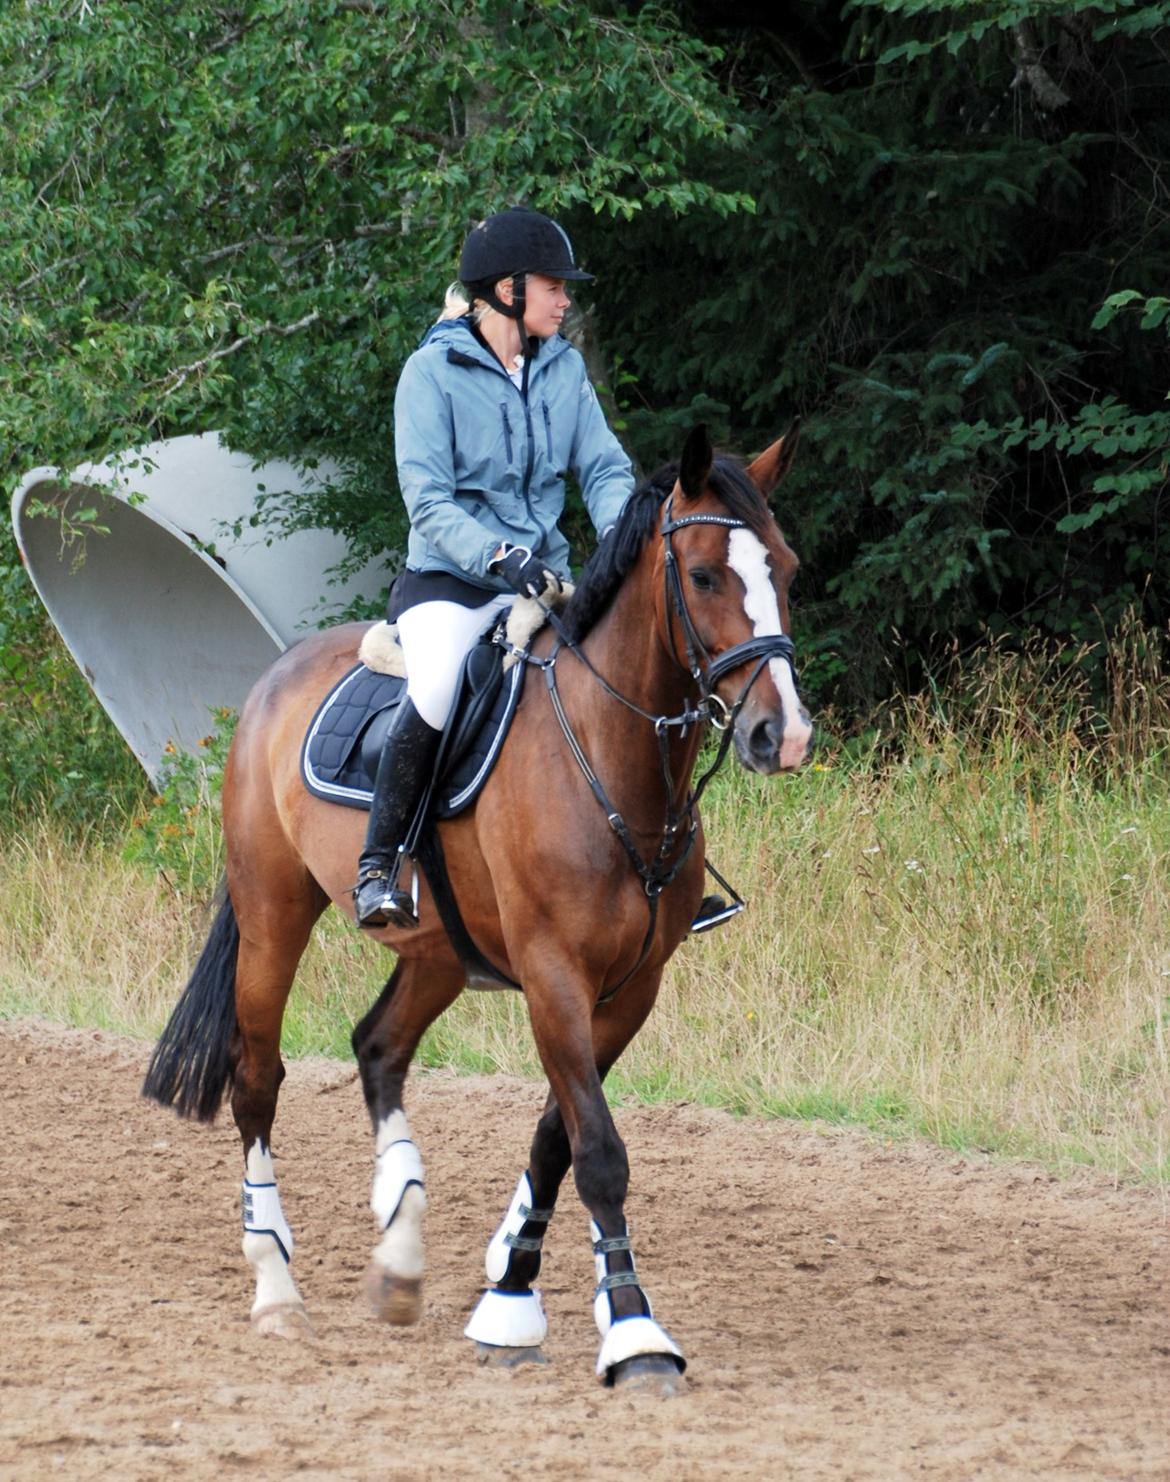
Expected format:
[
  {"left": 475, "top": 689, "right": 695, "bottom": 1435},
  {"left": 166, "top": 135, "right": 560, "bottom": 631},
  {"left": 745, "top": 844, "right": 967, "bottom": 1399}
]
[{"left": 142, "top": 886, "right": 240, "bottom": 1122}]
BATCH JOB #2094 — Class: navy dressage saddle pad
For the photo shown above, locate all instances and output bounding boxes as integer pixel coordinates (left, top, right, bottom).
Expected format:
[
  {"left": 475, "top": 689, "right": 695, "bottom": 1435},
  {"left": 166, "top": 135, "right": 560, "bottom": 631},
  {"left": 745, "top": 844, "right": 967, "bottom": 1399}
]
[{"left": 300, "top": 639, "right": 526, "bottom": 817}]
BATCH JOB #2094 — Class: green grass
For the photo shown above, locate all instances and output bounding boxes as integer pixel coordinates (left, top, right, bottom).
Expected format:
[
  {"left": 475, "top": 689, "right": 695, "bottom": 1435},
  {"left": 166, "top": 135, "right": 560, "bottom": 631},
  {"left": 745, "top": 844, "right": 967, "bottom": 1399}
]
[{"left": 2, "top": 633, "right": 1169, "bottom": 1185}]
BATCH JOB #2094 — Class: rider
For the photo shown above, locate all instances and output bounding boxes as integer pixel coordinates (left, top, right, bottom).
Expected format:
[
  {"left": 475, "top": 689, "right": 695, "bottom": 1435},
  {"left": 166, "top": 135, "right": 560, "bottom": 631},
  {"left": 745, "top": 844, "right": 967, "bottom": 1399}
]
[{"left": 353, "top": 206, "right": 634, "bottom": 929}]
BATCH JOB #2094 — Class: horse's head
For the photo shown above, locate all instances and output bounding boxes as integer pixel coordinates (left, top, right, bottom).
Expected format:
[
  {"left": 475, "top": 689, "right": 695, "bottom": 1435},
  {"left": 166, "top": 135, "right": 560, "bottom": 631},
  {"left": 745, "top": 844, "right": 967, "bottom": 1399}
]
[{"left": 661, "top": 424, "right": 812, "bottom": 774}]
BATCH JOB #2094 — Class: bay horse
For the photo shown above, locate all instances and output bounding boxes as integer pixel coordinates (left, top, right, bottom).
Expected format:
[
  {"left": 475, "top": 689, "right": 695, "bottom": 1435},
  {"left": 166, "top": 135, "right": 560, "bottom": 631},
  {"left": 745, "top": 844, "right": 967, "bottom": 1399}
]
[{"left": 143, "top": 423, "right": 811, "bottom": 1390}]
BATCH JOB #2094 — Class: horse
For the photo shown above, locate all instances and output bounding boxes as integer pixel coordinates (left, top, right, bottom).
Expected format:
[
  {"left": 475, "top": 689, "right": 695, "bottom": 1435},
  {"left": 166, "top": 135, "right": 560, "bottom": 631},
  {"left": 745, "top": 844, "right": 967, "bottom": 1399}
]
[{"left": 143, "top": 423, "right": 812, "bottom": 1391}]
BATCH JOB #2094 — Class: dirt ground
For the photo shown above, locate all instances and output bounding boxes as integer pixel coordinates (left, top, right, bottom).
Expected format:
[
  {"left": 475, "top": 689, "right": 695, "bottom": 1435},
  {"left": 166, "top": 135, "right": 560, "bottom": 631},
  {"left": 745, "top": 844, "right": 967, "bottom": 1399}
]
[{"left": 0, "top": 1017, "right": 1166, "bottom": 1481}]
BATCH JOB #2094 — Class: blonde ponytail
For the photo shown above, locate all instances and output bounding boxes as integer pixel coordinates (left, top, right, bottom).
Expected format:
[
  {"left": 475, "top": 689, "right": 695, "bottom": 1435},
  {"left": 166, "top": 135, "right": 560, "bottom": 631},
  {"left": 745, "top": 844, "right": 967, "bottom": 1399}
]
[{"left": 437, "top": 281, "right": 472, "bottom": 321}]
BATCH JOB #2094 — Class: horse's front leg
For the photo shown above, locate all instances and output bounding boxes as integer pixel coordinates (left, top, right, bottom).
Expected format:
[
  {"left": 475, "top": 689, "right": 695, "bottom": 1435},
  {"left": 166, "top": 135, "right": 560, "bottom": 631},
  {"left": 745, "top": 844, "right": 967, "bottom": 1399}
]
[
  {"left": 464, "top": 1090, "right": 568, "bottom": 1361},
  {"left": 527, "top": 963, "right": 686, "bottom": 1388},
  {"left": 465, "top": 990, "right": 659, "bottom": 1363},
  {"left": 352, "top": 955, "right": 464, "bottom": 1323}
]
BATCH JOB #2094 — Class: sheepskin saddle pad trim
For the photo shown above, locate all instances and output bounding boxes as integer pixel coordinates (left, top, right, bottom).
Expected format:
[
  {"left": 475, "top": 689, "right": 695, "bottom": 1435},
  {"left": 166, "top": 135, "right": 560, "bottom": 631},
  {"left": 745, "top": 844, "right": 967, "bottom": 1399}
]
[
  {"left": 357, "top": 578, "right": 575, "bottom": 679},
  {"left": 300, "top": 637, "right": 525, "bottom": 817}
]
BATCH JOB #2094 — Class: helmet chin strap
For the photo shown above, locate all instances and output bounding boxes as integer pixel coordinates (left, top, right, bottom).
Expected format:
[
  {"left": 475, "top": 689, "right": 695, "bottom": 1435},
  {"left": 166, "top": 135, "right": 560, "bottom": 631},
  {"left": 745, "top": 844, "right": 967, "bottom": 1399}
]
[{"left": 482, "top": 272, "right": 537, "bottom": 358}]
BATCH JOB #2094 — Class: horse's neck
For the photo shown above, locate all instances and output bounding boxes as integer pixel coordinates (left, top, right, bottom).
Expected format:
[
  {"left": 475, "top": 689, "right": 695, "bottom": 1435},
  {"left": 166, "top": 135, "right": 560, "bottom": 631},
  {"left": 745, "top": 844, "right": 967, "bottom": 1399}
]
[{"left": 568, "top": 544, "right": 701, "bottom": 828}]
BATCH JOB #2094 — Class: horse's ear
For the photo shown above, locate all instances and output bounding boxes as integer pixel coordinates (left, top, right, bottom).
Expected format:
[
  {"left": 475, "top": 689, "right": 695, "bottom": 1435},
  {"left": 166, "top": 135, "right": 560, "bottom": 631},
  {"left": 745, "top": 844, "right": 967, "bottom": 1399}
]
[
  {"left": 746, "top": 419, "right": 801, "bottom": 497},
  {"left": 678, "top": 423, "right": 713, "bottom": 502}
]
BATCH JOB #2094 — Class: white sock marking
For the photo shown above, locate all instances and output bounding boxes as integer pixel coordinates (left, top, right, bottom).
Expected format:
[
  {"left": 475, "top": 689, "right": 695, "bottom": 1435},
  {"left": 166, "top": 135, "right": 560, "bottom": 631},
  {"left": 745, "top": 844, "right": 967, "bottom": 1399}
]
[
  {"left": 245, "top": 1140, "right": 276, "bottom": 1184},
  {"left": 374, "top": 1110, "right": 413, "bottom": 1159}
]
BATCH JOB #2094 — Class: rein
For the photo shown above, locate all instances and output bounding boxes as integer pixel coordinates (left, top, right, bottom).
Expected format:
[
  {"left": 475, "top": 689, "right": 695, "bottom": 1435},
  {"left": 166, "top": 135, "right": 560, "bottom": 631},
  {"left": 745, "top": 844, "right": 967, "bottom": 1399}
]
[{"left": 510, "top": 495, "right": 798, "bottom": 1001}]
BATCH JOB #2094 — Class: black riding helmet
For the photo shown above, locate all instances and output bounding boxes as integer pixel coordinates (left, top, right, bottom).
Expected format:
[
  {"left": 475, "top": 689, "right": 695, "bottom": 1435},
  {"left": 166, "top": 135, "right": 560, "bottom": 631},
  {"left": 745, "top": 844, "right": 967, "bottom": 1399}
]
[{"left": 459, "top": 207, "right": 593, "bottom": 333}]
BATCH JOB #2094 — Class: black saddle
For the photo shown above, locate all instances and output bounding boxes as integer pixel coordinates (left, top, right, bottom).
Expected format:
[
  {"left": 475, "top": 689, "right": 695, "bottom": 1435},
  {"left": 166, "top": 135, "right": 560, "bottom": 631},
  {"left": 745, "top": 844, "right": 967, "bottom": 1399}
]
[{"left": 300, "top": 635, "right": 526, "bottom": 818}]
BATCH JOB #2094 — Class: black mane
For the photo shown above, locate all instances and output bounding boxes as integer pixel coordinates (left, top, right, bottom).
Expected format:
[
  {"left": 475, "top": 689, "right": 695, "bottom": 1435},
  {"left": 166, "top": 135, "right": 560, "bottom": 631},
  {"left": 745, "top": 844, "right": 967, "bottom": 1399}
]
[{"left": 561, "top": 455, "right": 770, "bottom": 643}]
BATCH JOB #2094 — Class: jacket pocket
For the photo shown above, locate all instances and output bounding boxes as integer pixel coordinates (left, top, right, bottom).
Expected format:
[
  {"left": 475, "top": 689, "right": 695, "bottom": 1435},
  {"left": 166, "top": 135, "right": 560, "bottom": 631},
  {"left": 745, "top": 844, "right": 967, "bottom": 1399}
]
[
  {"left": 542, "top": 402, "right": 554, "bottom": 461},
  {"left": 499, "top": 403, "right": 514, "bottom": 464}
]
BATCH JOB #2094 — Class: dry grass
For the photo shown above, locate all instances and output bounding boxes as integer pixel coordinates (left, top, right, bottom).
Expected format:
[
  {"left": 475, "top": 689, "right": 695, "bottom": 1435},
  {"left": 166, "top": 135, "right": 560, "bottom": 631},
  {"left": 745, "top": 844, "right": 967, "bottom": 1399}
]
[{"left": 3, "top": 628, "right": 1168, "bottom": 1183}]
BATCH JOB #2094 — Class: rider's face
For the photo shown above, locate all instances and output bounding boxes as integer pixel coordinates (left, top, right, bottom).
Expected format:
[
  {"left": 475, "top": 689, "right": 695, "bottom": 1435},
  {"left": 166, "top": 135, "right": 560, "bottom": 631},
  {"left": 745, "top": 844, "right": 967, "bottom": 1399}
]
[{"left": 496, "top": 274, "right": 571, "bottom": 339}]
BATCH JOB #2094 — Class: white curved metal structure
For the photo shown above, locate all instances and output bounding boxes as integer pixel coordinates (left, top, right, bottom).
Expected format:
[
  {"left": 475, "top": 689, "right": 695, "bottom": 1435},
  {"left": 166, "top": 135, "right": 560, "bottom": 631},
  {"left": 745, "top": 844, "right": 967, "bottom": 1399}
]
[{"left": 12, "top": 433, "right": 389, "bottom": 779}]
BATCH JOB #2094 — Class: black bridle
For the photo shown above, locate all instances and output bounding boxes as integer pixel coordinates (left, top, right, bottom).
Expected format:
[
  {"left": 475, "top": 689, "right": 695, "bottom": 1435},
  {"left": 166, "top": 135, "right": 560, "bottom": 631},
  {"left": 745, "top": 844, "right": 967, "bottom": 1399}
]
[
  {"left": 511, "top": 494, "right": 799, "bottom": 999},
  {"left": 659, "top": 499, "right": 797, "bottom": 731}
]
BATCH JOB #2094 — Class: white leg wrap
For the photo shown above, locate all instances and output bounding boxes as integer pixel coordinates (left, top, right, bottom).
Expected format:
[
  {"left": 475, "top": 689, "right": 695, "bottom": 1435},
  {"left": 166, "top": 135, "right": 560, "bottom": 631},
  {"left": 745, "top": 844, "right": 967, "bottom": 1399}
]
[
  {"left": 485, "top": 1172, "right": 549, "bottom": 1283},
  {"left": 589, "top": 1218, "right": 685, "bottom": 1378},
  {"left": 242, "top": 1144, "right": 293, "bottom": 1262},
  {"left": 591, "top": 1217, "right": 647, "bottom": 1336},
  {"left": 596, "top": 1316, "right": 686, "bottom": 1379},
  {"left": 242, "top": 1142, "right": 304, "bottom": 1320},
  {"left": 369, "top": 1113, "right": 426, "bottom": 1282},
  {"left": 464, "top": 1288, "right": 548, "bottom": 1348},
  {"left": 371, "top": 1114, "right": 425, "bottom": 1229}
]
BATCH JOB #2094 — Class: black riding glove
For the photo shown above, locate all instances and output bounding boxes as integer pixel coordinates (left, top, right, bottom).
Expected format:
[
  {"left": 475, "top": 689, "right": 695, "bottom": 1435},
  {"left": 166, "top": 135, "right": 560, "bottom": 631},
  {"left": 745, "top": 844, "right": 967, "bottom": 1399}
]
[{"left": 489, "top": 544, "right": 563, "bottom": 600}]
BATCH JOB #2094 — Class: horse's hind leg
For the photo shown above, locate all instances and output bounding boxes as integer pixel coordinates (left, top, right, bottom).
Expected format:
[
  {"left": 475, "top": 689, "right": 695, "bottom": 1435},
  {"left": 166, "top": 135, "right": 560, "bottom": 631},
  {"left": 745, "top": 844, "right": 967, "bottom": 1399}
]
[
  {"left": 351, "top": 952, "right": 464, "bottom": 1324},
  {"left": 230, "top": 879, "right": 326, "bottom": 1338}
]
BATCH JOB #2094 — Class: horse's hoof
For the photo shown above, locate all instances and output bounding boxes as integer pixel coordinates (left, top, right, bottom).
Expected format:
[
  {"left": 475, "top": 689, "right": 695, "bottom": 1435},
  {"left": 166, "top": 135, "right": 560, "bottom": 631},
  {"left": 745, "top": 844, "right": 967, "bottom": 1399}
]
[
  {"left": 251, "top": 1302, "right": 313, "bottom": 1340},
  {"left": 364, "top": 1262, "right": 423, "bottom": 1325},
  {"left": 609, "top": 1353, "right": 687, "bottom": 1396},
  {"left": 474, "top": 1341, "right": 549, "bottom": 1369}
]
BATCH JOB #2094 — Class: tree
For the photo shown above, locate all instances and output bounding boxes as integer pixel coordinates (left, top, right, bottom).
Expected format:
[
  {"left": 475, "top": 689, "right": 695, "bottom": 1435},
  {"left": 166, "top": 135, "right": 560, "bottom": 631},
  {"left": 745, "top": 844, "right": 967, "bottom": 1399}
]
[
  {"left": 1, "top": 0, "right": 749, "bottom": 583},
  {"left": 2, "top": 0, "right": 1168, "bottom": 722},
  {"left": 598, "top": 0, "right": 1170, "bottom": 697}
]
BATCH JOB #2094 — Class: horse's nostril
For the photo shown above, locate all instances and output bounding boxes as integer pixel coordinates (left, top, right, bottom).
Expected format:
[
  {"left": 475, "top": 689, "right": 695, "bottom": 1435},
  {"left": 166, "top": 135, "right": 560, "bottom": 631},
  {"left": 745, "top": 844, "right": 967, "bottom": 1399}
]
[{"left": 750, "top": 718, "right": 782, "bottom": 757}]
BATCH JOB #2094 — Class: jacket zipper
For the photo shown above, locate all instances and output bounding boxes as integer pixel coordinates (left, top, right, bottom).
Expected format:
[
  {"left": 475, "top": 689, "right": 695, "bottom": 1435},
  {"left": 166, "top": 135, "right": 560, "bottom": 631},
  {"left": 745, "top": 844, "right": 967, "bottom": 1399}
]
[
  {"left": 542, "top": 402, "right": 554, "bottom": 460},
  {"left": 470, "top": 347, "right": 538, "bottom": 519},
  {"left": 513, "top": 365, "right": 536, "bottom": 522}
]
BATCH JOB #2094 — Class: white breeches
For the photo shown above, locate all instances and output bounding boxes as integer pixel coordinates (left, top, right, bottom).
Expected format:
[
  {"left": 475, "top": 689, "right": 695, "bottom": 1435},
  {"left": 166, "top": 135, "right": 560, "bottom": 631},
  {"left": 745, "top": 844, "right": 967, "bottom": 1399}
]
[{"left": 396, "top": 595, "right": 514, "bottom": 729}]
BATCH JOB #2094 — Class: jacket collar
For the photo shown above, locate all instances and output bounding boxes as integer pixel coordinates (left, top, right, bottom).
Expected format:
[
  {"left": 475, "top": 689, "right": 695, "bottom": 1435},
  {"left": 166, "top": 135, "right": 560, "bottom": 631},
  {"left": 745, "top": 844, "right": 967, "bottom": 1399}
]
[{"left": 421, "top": 315, "right": 571, "bottom": 379}]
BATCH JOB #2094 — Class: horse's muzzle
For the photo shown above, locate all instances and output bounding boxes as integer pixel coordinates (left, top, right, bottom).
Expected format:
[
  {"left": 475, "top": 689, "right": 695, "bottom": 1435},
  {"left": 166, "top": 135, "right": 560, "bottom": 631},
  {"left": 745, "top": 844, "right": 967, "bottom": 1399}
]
[{"left": 734, "top": 706, "right": 813, "bottom": 775}]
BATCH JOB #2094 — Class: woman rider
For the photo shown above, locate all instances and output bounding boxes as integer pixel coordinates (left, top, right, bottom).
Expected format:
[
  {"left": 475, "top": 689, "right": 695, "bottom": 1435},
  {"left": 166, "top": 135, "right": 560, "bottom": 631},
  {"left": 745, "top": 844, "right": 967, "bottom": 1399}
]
[{"left": 353, "top": 206, "right": 634, "bottom": 929}]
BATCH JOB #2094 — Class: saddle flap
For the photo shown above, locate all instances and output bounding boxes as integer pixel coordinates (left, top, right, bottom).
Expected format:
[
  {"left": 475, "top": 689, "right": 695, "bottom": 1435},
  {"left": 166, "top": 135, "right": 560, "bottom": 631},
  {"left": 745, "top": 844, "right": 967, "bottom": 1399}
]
[
  {"left": 439, "top": 640, "right": 507, "bottom": 774},
  {"left": 358, "top": 704, "right": 400, "bottom": 780}
]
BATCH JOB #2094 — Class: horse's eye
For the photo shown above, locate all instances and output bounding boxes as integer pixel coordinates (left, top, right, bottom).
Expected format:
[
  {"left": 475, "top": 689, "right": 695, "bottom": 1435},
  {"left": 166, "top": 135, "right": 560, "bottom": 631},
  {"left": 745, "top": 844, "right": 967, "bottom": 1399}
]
[{"left": 690, "top": 568, "right": 715, "bottom": 592}]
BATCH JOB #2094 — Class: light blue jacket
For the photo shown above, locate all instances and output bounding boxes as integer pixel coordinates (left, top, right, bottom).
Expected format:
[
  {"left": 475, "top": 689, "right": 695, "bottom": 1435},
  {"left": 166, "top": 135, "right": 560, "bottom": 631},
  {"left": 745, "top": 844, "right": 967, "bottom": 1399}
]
[{"left": 394, "top": 316, "right": 633, "bottom": 586}]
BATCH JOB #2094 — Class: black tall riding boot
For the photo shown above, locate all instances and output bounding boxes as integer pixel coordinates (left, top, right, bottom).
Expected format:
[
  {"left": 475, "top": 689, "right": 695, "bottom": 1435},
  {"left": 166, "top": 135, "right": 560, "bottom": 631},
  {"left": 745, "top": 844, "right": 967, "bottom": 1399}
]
[{"left": 353, "top": 698, "right": 442, "bottom": 929}]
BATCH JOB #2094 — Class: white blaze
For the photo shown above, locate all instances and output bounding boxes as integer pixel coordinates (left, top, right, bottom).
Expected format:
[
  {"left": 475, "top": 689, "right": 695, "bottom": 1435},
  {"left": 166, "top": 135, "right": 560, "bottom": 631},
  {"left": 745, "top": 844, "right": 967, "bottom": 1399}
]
[{"left": 727, "top": 529, "right": 812, "bottom": 765}]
